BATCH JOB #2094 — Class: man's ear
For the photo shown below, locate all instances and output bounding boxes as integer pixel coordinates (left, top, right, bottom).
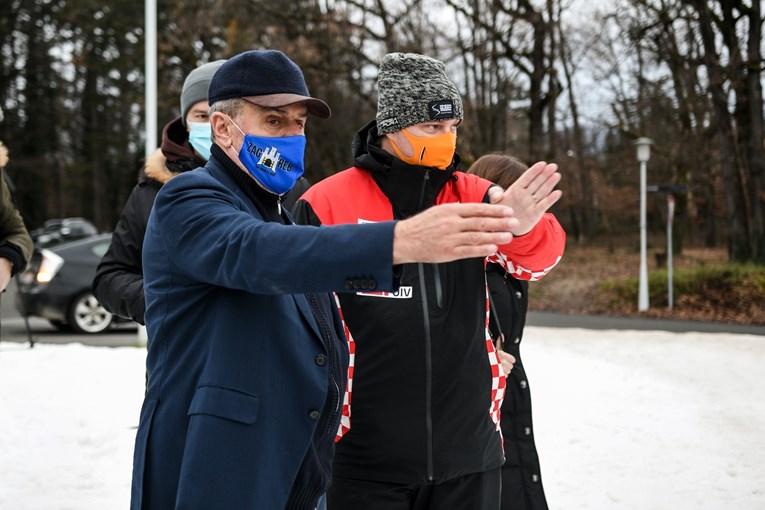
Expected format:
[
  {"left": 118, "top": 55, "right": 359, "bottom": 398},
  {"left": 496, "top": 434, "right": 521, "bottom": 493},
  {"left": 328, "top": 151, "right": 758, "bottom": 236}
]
[{"left": 211, "top": 112, "right": 233, "bottom": 149}]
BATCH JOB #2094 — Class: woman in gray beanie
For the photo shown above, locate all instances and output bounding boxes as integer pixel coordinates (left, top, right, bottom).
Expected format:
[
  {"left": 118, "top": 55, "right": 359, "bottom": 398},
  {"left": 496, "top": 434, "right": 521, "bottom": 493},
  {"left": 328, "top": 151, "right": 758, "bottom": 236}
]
[{"left": 92, "top": 60, "right": 224, "bottom": 326}]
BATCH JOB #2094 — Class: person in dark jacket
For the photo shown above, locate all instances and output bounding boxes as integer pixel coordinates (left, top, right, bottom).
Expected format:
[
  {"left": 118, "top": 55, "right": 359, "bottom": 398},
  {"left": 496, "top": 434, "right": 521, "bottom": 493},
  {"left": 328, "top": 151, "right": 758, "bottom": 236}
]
[
  {"left": 0, "top": 106, "right": 33, "bottom": 293},
  {"left": 131, "top": 49, "right": 526, "bottom": 510},
  {"left": 92, "top": 60, "right": 224, "bottom": 324},
  {"left": 468, "top": 153, "right": 550, "bottom": 510},
  {"left": 93, "top": 58, "right": 311, "bottom": 324},
  {"left": 292, "top": 53, "right": 566, "bottom": 510}
]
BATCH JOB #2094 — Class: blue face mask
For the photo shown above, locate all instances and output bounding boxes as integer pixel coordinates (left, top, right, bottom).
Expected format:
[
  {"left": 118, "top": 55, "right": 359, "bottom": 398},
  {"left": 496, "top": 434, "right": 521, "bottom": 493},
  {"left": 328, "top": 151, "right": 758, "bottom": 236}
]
[
  {"left": 188, "top": 122, "right": 213, "bottom": 161},
  {"left": 227, "top": 117, "right": 306, "bottom": 196}
]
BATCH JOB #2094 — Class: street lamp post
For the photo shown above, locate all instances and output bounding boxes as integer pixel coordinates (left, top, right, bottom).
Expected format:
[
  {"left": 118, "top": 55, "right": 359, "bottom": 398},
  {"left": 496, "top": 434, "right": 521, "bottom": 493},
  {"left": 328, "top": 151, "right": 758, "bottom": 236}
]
[
  {"left": 667, "top": 194, "right": 675, "bottom": 310},
  {"left": 635, "top": 137, "right": 653, "bottom": 312},
  {"left": 139, "top": 0, "right": 157, "bottom": 348},
  {"left": 145, "top": 0, "right": 157, "bottom": 158}
]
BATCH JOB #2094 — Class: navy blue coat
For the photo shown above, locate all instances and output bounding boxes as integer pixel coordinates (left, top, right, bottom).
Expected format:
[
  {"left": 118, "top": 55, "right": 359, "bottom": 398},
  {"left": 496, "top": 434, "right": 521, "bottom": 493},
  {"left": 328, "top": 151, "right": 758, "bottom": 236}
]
[{"left": 130, "top": 158, "right": 396, "bottom": 509}]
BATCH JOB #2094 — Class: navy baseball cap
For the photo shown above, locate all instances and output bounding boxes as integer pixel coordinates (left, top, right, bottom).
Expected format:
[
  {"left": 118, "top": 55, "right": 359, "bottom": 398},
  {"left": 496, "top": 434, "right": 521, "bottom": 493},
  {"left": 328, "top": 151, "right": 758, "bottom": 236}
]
[{"left": 208, "top": 50, "right": 330, "bottom": 119}]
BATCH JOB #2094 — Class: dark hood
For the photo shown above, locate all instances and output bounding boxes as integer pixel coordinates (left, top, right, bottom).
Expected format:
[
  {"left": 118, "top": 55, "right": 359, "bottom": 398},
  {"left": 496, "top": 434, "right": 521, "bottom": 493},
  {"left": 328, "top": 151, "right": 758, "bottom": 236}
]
[
  {"left": 160, "top": 116, "right": 206, "bottom": 173},
  {"left": 351, "top": 120, "right": 461, "bottom": 219},
  {"left": 139, "top": 117, "right": 206, "bottom": 184}
]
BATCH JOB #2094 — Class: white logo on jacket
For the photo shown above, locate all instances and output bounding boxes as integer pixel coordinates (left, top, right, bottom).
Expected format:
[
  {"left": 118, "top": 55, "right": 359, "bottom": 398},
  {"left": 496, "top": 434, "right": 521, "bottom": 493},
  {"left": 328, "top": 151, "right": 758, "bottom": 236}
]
[{"left": 357, "top": 287, "right": 413, "bottom": 299}]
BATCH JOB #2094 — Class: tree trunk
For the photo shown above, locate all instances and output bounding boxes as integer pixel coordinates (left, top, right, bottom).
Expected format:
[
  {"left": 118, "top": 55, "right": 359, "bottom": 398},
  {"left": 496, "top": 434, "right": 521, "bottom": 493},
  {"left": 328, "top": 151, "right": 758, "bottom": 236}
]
[
  {"left": 693, "top": 0, "right": 751, "bottom": 260},
  {"left": 558, "top": 18, "right": 594, "bottom": 241},
  {"left": 744, "top": 0, "right": 765, "bottom": 261},
  {"left": 526, "top": 9, "right": 547, "bottom": 161}
]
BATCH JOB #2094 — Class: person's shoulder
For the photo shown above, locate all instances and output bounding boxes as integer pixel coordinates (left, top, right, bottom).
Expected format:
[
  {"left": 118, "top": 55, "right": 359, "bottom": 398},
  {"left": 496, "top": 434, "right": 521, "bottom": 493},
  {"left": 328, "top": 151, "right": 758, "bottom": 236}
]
[
  {"left": 143, "top": 148, "right": 174, "bottom": 184},
  {"left": 148, "top": 167, "right": 230, "bottom": 231},
  {"left": 299, "top": 168, "right": 366, "bottom": 206},
  {"left": 121, "top": 180, "right": 161, "bottom": 216},
  {"left": 450, "top": 171, "right": 494, "bottom": 200},
  {"left": 152, "top": 166, "right": 230, "bottom": 208},
  {"left": 160, "top": 165, "right": 217, "bottom": 189},
  {"left": 454, "top": 170, "right": 490, "bottom": 186},
  {"left": 304, "top": 167, "right": 367, "bottom": 194}
]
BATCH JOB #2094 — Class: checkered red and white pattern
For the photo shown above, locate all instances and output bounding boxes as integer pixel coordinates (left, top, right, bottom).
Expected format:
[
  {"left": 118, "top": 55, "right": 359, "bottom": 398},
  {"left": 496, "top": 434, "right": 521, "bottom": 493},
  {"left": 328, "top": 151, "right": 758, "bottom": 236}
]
[
  {"left": 483, "top": 280, "right": 507, "bottom": 431},
  {"left": 334, "top": 283, "right": 508, "bottom": 441},
  {"left": 487, "top": 252, "right": 562, "bottom": 282},
  {"left": 334, "top": 293, "right": 354, "bottom": 441}
]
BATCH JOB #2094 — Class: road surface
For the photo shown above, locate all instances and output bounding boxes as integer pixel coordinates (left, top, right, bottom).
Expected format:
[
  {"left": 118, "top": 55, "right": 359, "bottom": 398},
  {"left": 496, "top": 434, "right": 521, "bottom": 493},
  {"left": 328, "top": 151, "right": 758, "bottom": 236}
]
[
  {"left": 2, "top": 280, "right": 762, "bottom": 349},
  {"left": 0, "top": 279, "right": 139, "bottom": 347}
]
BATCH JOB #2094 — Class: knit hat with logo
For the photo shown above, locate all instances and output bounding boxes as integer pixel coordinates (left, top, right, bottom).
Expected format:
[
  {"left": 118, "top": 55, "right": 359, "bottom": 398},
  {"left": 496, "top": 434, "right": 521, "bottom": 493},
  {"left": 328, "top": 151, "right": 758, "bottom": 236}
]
[
  {"left": 375, "top": 52, "right": 463, "bottom": 136},
  {"left": 180, "top": 60, "right": 226, "bottom": 126}
]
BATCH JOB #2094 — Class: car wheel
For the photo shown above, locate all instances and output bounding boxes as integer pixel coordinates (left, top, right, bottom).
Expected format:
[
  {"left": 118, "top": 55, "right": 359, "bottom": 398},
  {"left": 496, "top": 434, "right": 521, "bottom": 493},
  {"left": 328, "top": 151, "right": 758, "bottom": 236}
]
[
  {"left": 67, "top": 292, "right": 114, "bottom": 334},
  {"left": 48, "top": 319, "right": 73, "bottom": 332}
]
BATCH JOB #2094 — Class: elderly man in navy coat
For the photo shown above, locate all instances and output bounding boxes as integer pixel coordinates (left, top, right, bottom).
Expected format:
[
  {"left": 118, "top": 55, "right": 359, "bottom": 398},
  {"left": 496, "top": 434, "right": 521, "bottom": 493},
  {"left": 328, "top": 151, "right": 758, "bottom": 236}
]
[{"left": 130, "top": 50, "right": 524, "bottom": 510}]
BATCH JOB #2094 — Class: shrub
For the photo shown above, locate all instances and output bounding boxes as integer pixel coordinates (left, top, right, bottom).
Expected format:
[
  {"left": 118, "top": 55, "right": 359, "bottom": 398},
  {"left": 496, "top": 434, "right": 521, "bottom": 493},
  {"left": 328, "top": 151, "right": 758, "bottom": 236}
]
[{"left": 595, "top": 264, "right": 765, "bottom": 323}]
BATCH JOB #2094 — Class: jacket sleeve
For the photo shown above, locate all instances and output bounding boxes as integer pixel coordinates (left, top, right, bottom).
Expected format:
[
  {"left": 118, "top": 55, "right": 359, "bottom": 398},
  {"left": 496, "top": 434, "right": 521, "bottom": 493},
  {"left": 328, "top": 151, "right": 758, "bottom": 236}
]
[
  {"left": 92, "top": 183, "right": 159, "bottom": 324},
  {"left": 149, "top": 172, "right": 396, "bottom": 295},
  {"left": 488, "top": 212, "right": 566, "bottom": 281},
  {"left": 0, "top": 169, "right": 33, "bottom": 274}
]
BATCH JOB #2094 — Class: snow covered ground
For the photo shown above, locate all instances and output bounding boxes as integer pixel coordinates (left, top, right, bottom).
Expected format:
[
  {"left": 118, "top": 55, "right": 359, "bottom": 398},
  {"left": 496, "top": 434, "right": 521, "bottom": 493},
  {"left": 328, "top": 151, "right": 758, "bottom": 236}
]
[{"left": 1, "top": 326, "right": 763, "bottom": 509}]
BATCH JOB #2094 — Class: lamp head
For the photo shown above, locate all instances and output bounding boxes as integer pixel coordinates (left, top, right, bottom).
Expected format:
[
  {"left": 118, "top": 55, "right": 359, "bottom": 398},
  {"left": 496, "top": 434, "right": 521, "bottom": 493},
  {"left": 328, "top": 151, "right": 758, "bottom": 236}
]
[{"left": 635, "top": 137, "right": 653, "bottom": 162}]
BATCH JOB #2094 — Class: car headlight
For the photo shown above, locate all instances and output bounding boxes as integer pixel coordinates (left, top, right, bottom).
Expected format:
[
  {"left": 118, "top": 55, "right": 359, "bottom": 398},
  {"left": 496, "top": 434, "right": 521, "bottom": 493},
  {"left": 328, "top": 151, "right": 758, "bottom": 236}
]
[{"left": 36, "top": 249, "right": 64, "bottom": 284}]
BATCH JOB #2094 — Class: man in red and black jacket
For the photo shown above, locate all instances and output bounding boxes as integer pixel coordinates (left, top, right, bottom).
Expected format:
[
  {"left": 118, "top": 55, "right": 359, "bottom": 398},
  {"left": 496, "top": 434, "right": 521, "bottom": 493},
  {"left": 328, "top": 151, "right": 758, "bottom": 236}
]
[{"left": 292, "top": 53, "right": 566, "bottom": 510}]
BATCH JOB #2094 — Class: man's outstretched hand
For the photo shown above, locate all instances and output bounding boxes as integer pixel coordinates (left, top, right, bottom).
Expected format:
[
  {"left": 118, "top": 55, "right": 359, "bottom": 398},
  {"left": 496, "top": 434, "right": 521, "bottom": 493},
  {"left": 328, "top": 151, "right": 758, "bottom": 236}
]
[{"left": 393, "top": 202, "right": 519, "bottom": 264}]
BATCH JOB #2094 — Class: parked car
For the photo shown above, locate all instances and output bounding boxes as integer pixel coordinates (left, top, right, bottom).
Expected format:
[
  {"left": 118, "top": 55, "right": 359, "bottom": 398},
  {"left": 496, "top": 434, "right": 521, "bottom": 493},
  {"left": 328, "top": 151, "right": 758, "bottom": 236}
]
[
  {"left": 30, "top": 217, "right": 98, "bottom": 248},
  {"left": 16, "top": 233, "right": 129, "bottom": 334}
]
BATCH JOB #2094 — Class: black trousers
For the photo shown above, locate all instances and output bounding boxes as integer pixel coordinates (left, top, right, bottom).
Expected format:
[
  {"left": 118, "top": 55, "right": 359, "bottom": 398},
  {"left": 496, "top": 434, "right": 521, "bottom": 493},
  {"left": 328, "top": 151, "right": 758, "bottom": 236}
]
[{"left": 327, "top": 469, "right": 501, "bottom": 510}]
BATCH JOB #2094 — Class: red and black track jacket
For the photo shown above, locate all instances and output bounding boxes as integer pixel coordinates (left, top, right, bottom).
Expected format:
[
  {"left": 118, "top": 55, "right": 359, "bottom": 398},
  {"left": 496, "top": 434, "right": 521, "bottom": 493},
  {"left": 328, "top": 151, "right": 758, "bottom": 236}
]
[{"left": 292, "top": 120, "right": 565, "bottom": 485}]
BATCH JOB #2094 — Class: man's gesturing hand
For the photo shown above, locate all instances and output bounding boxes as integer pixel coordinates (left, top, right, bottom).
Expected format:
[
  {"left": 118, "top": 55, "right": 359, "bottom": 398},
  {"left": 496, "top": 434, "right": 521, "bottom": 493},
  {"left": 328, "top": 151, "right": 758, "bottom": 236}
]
[
  {"left": 392, "top": 203, "right": 519, "bottom": 265},
  {"left": 488, "top": 161, "right": 562, "bottom": 236}
]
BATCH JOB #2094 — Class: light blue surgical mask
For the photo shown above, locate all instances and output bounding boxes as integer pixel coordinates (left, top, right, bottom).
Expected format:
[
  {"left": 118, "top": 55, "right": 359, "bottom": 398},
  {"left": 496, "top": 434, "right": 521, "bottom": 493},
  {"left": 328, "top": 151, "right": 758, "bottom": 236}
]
[
  {"left": 188, "top": 121, "right": 213, "bottom": 161},
  {"left": 226, "top": 116, "right": 306, "bottom": 196}
]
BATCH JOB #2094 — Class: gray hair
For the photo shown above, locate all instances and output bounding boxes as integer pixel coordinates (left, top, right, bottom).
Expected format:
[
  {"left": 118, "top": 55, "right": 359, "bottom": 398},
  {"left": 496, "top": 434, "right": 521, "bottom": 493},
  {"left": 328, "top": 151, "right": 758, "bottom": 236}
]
[
  {"left": 210, "top": 98, "right": 246, "bottom": 143},
  {"left": 210, "top": 98, "right": 245, "bottom": 119}
]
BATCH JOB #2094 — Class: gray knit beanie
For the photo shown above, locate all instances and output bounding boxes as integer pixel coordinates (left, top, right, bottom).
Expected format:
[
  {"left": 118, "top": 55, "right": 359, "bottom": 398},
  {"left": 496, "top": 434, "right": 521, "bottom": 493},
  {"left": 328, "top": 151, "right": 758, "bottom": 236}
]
[
  {"left": 375, "top": 53, "right": 463, "bottom": 136},
  {"left": 180, "top": 60, "right": 226, "bottom": 126}
]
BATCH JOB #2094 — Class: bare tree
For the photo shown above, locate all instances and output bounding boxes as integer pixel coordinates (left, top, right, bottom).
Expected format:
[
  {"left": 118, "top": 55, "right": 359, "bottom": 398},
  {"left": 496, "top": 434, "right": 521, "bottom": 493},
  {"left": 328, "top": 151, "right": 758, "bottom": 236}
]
[
  {"left": 556, "top": 8, "right": 597, "bottom": 242},
  {"left": 445, "top": 0, "right": 562, "bottom": 163},
  {"left": 684, "top": 0, "right": 764, "bottom": 262}
]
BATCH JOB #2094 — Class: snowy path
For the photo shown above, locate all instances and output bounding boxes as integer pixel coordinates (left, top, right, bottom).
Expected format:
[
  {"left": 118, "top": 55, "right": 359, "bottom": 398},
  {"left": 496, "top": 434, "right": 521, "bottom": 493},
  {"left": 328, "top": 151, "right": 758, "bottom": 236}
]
[{"left": 1, "top": 327, "right": 763, "bottom": 509}]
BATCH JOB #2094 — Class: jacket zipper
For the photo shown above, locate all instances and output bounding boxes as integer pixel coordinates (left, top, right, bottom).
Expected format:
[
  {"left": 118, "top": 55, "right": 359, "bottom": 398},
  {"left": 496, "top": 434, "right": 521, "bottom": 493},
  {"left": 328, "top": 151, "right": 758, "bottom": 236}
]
[
  {"left": 433, "top": 265, "right": 443, "bottom": 308},
  {"left": 417, "top": 170, "right": 435, "bottom": 482},
  {"left": 418, "top": 263, "right": 434, "bottom": 482}
]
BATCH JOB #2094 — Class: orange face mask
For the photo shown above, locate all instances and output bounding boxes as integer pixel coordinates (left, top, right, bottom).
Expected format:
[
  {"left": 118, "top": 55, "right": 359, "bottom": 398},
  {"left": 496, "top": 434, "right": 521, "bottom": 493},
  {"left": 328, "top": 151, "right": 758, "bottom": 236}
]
[{"left": 389, "top": 129, "right": 457, "bottom": 170}]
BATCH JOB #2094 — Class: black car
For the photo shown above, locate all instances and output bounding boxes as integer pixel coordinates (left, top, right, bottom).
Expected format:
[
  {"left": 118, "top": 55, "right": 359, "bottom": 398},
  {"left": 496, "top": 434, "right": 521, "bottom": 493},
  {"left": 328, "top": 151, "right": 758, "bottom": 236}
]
[
  {"left": 16, "top": 233, "right": 129, "bottom": 334},
  {"left": 30, "top": 217, "right": 99, "bottom": 248}
]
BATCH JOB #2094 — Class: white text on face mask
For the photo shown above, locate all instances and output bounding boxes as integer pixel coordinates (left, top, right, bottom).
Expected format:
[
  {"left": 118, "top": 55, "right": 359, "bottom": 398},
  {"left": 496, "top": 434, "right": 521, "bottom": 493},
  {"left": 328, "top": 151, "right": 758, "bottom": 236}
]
[{"left": 245, "top": 141, "right": 295, "bottom": 172}]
